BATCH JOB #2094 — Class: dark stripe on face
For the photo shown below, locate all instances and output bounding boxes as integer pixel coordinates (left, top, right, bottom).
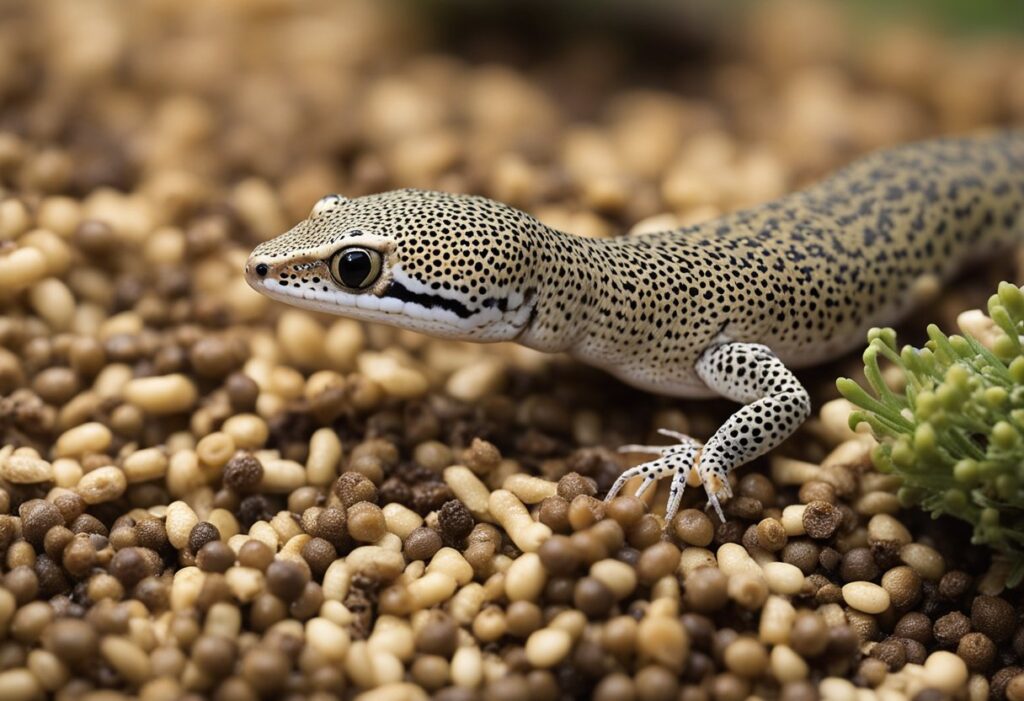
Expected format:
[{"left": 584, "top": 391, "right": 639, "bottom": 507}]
[{"left": 385, "top": 281, "right": 475, "bottom": 319}]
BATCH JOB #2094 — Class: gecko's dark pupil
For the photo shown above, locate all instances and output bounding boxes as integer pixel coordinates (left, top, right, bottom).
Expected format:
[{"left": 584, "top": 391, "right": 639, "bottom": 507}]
[{"left": 339, "top": 249, "right": 373, "bottom": 288}]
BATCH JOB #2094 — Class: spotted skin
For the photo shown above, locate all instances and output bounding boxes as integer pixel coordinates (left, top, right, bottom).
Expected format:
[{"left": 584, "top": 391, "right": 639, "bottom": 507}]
[{"left": 247, "top": 131, "right": 1024, "bottom": 521}]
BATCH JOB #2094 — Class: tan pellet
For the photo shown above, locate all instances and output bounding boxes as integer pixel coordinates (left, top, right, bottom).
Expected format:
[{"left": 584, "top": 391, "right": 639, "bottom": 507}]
[
  {"left": 307, "top": 427, "right": 342, "bottom": 486},
  {"left": 770, "top": 456, "right": 821, "bottom": 485},
  {"left": 449, "top": 583, "right": 486, "bottom": 625},
  {"left": 427, "top": 548, "right": 473, "bottom": 586},
  {"left": 346, "top": 546, "right": 406, "bottom": 581},
  {"left": 407, "top": 571, "right": 457, "bottom": 610},
  {"left": 358, "top": 352, "right": 429, "bottom": 399},
  {"left": 590, "top": 559, "right": 637, "bottom": 600},
  {"left": 54, "top": 421, "right": 112, "bottom": 458},
  {"left": 762, "top": 561, "right": 806, "bottom": 595},
  {"left": 900, "top": 543, "right": 946, "bottom": 581},
  {"left": 445, "top": 358, "right": 506, "bottom": 402},
  {"left": 165, "top": 500, "right": 199, "bottom": 550},
  {"left": 781, "top": 504, "right": 808, "bottom": 535},
  {"left": 77, "top": 465, "right": 127, "bottom": 504},
  {"left": 224, "top": 566, "right": 264, "bottom": 603},
  {"left": 0, "top": 453, "right": 53, "bottom": 483},
  {"left": 867, "top": 514, "right": 912, "bottom": 546},
  {"left": 443, "top": 466, "right": 491, "bottom": 519},
  {"left": 679, "top": 547, "right": 717, "bottom": 575},
  {"left": 771, "top": 644, "right": 809, "bottom": 683},
  {"left": 196, "top": 432, "right": 235, "bottom": 469},
  {"left": 819, "top": 678, "right": 857, "bottom": 701},
  {"left": 28, "top": 278, "right": 75, "bottom": 331},
  {"left": 258, "top": 459, "right": 306, "bottom": 493},
  {"left": 52, "top": 458, "right": 83, "bottom": 488},
  {"left": 637, "top": 615, "right": 689, "bottom": 672},
  {"left": 221, "top": 414, "right": 269, "bottom": 449},
  {"left": 0, "top": 198, "right": 30, "bottom": 240},
  {"left": 488, "top": 489, "right": 551, "bottom": 553},
  {"left": 0, "top": 668, "right": 42, "bottom": 701},
  {"left": 324, "top": 318, "right": 366, "bottom": 370},
  {"left": 841, "top": 581, "right": 891, "bottom": 614},
  {"left": 921, "top": 650, "right": 968, "bottom": 692},
  {"left": 759, "top": 595, "right": 796, "bottom": 645},
  {"left": 170, "top": 566, "right": 205, "bottom": 611},
  {"left": 717, "top": 543, "right": 765, "bottom": 579},
  {"left": 306, "top": 617, "right": 351, "bottom": 662},
  {"left": 502, "top": 473, "right": 558, "bottom": 504},
  {"left": 123, "top": 448, "right": 168, "bottom": 483},
  {"left": 277, "top": 310, "right": 327, "bottom": 368},
  {"left": 451, "top": 646, "right": 483, "bottom": 688},
  {"left": 101, "top": 635, "right": 152, "bottom": 685},
  {"left": 505, "top": 552, "right": 546, "bottom": 601},
  {"left": 204, "top": 602, "right": 242, "bottom": 639},
  {"left": 166, "top": 450, "right": 203, "bottom": 497},
  {"left": 382, "top": 503, "right": 423, "bottom": 540},
  {"left": 323, "top": 560, "right": 353, "bottom": 601},
  {"left": 123, "top": 374, "right": 198, "bottom": 415},
  {"left": 525, "top": 628, "right": 572, "bottom": 668},
  {"left": 855, "top": 491, "right": 900, "bottom": 515},
  {"left": 0, "top": 246, "right": 48, "bottom": 292},
  {"left": 27, "top": 649, "right": 69, "bottom": 692}
]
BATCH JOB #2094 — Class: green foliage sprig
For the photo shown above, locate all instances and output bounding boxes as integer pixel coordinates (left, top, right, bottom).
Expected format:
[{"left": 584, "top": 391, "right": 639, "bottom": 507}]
[{"left": 838, "top": 282, "right": 1024, "bottom": 586}]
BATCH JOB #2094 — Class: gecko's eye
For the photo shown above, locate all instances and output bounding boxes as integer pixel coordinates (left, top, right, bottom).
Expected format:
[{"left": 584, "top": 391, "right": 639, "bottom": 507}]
[
  {"left": 330, "top": 247, "right": 382, "bottom": 290},
  {"left": 311, "top": 194, "right": 347, "bottom": 218}
]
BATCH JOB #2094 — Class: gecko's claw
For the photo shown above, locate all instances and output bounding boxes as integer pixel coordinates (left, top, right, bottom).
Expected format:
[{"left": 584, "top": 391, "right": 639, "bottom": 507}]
[{"left": 606, "top": 433, "right": 704, "bottom": 522}]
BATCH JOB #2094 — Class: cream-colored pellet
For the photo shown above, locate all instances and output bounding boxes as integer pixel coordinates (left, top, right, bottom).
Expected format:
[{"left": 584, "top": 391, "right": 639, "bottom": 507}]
[
  {"left": 170, "top": 567, "right": 205, "bottom": 611},
  {"left": 221, "top": 413, "right": 269, "bottom": 449},
  {"left": 820, "top": 677, "right": 858, "bottom": 701},
  {"left": 248, "top": 521, "right": 279, "bottom": 550},
  {"left": 525, "top": 628, "right": 572, "bottom": 669},
  {"left": 502, "top": 473, "right": 558, "bottom": 504},
  {"left": 679, "top": 547, "right": 717, "bottom": 576},
  {"left": 205, "top": 602, "right": 242, "bottom": 639},
  {"left": 307, "top": 428, "right": 342, "bottom": 486},
  {"left": 306, "top": 617, "right": 350, "bottom": 662},
  {"left": 123, "top": 374, "right": 198, "bottom": 414},
  {"left": 123, "top": 448, "right": 168, "bottom": 483},
  {"left": 408, "top": 572, "right": 457, "bottom": 610},
  {"left": 637, "top": 615, "right": 689, "bottom": 672},
  {"left": 505, "top": 552, "right": 546, "bottom": 602},
  {"left": 855, "top": 491, "right": 900, "bottom": 515},
  {"left": 28, "top": 278, "right": 75, "bottom": 331},
  {"left": 427, "top": 548, "right": 473, "bottom": 586},
  {"left": 224, "top": 567, "right": 264, "bottom": 603},
  {"left": 445, "top": 358, "right": 506, "bottom": 403},
  {"left": 770, "top": 456, "right": 821, "bottom": 485},
  {"left": 77, "top": 465, "right": 127, "bottom": 504},
  {"left": 762, "top": 561, "right": 805, "bottom": 595},
  {"left": 196, "top": 432, "right": 235, "bottom": 469},
  {"left": 868, "top": 513, "right": 909, "bottom": 548},
  {"left": 0, "top": 453, "right": 53, "bottom": 483},
  {"left": 759, "top": 595, "right": 796, "bottom": 645},
  {"left": 345, "top": 546, "right": 405, "bottom": 581},
  {"left": 324, "top": 318, "right": 365, "bottom": 370},
  {"left": 93, "top": 363, "right": 133, "bottom": 399},
  {"left": 0, "top": 246, "right": 47, "bottom": 292},
  {"left": 0, "top": 668, "right": 42, "bottom": 701},
  {"left": 922, "top": 651, "right": 968, "bottom": 693},
  {"left": 590, "top": 559, "right": 637, "bottom": 600},
  {"left": 900, "top": 543, "right": 945, "bottom": 581},
  {"left": 323, "top": 560, "right": 352, "bottom": 601},
  {"left": 842, "top": 582, "right": 891, "bottom": 614},
  {"left": 451, "top": 646, "right": 483, "bottom": 688},
  {"left": 781, "top": 504, "right": 808, "bottom": 535},
  {"left": 270, "top": 511, "right": 304, "bottom": 543},
  {"left": 449, "top": 583, "right": 485, "bottom": 625},
  {"left": 258, "top": 459, "right": 306, "bottom": 493},
  {"left": 166, "top": 450, "right": 203, "bottom": 497},
  {"left": 443, "top": 466, "right": 491, "bottom": 519},
  {"left": 821, "top": 438, "right": 873, "bottom": 470},
  {"left": 205, "top": 509, "right": 239, "bottom": 541},
  {"left": 102, "top": 636, "right": 152, "bottom": 685},
  {"left": 488, "top": 489, "right": 550, "bottom": 553},
  {"left": 358, "top": 352, "right": 429, "bottom": 399},
  {"left": 54, "top": 421, "right": 112, "bottom": 458},
  {"left": 353, "top": 682, "right": 429, "bottom": 701},
  {"left": 277, "top": 311, "right": 327, "bottom": 368},
  {"left": 382, "top": 503, "right": 423, "bottom": 540},
  {"left": 165, "top": 500, "right": 199, "bottom": 550},
  {"left": 0, "top": 198, "right": 30, "bottom": 240},
  {"left": 717, "top": 543, "right": 764, "bottom": 579},
  {"left": 771, "top": 644, "right": 808, "bottom": 683}
]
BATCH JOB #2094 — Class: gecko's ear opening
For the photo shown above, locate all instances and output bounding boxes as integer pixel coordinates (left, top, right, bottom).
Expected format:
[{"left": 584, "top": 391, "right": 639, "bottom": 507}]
[{"left": 310, "top": 194, "right": 349, "bottom": 218}]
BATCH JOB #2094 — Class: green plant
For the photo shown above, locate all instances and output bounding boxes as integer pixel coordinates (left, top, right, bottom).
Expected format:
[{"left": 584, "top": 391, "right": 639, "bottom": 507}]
[{"left": 838, "top": 282, "right": 1024, "bottom": 585}]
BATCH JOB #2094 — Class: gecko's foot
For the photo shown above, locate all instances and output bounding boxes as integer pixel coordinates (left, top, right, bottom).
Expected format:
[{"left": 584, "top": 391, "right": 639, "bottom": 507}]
[{"left": 605, "top": 429, "right": 731, "bottom": 523}]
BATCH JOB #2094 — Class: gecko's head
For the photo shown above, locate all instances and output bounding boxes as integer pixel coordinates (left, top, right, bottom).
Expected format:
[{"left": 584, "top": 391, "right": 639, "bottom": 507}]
[{"left": 245, "top": 189, "right": 540, "bottom": 341}]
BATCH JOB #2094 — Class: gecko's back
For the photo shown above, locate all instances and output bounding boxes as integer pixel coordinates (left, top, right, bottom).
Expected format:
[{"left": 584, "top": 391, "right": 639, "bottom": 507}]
[{"left": 551, "top": 131, "right": 1024, "bottom": 395}]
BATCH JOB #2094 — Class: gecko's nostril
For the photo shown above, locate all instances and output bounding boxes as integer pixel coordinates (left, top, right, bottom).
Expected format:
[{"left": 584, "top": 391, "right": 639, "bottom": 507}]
[{"left": 255, "top": 263, "right": 269, "bottom": 277}]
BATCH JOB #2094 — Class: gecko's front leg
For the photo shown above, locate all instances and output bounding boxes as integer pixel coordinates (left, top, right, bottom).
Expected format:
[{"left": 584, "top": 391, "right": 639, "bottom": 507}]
[{"left": 605, "top": 342, "right": 811, "bottom": 523}]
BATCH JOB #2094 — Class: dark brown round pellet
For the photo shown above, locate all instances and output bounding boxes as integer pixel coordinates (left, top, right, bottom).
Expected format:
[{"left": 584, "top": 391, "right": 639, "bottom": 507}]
[
  {"left": 188, "top": 521, "right": 221, "bottom": 554},
  {"left": 802, "top": 500, "right": 842, "bottom": 539},
  {"left": 438, "top": 499, "right": 474, "bottom": 542},
  {"left": 537, "top": 535, "right": 581, "bottom": 577},
  {"left": 237, "top": 540, "right": 274, "bottom": 572},
  {"left": 301, "top": 537, "right": 337, "bottom": 579},
  {"left": 574, "top": 576, "right": 615, "bottom": 618},
  {"left": 265, "top": 560, "right": 308, "bottom": 602},
  {"left": 957, "top": 631, "right": 996, "bottom": 672},
  {"left": 933, "top": 611, "right": 971, "bottom": 647},
  {"left": 416, "top": 611, "right": 458, "bottom": 657},
  {"left": 684, "top": 567, "right": 729, "bottom": 614},
  {"left": 196, "top": 541, "right": 235, "bottom": 573},
  {"left": 971, "top": 595, "right": 1015, "bottom": 643},
  {"left": 223, "top": 453, "right": 264, "bottom": 492}
]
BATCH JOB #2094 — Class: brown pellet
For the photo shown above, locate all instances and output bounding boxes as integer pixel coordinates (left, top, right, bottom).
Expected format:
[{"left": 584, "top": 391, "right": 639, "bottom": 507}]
[
  {"left": 196, "top": 541, "right": 235, "bottom": 573},
  {"left": 237, "top": 540, "right": 274, "bottom": 572},
  {"left": 347, "top": 501, "right": 386, "bottom": 542},
  {"left": 683, "top": 567, "right": 729, "bottom": 614},
  {"left": 404, "top": 527, "right": 443, "bottom": 562},
  {"left": 971, "top": 595, "right": 1016, "bottom": 643},
  {"left": 672, "top": 509, "right": 714, "bottom": 547},
  {"left": 223, "top": 453, "right": 264, "bottom": 493},
  {"left": 801, "top": 500, "right": 842, "bottom": 539},
  {"left": 933, "top": 611, "right": 972, "bottom": 647},
  {"left": 188, "top": 521, "right": 221, "bottom": 554}
]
